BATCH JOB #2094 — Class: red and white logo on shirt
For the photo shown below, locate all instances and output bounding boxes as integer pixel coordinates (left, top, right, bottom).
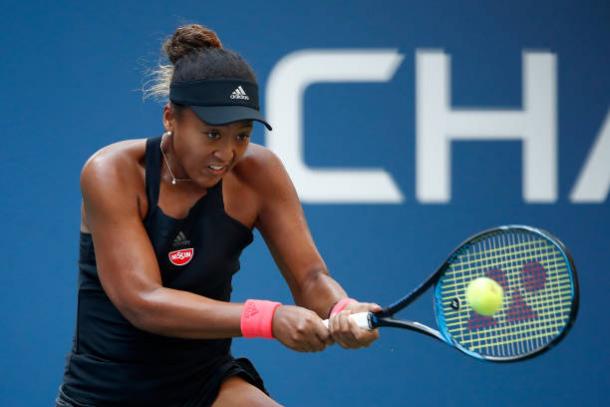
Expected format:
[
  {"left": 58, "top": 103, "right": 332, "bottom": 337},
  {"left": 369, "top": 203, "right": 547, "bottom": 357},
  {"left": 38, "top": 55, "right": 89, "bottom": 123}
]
[{"left": 168, "top": 248, "right": 194, "bottom": 266}]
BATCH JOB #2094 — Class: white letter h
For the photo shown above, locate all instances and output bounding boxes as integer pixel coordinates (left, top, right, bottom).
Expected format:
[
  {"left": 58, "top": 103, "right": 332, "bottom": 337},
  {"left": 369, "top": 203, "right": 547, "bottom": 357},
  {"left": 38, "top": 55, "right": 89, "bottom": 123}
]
[{"left": 416, "top": 50, "right": 557, "bottom": 203}]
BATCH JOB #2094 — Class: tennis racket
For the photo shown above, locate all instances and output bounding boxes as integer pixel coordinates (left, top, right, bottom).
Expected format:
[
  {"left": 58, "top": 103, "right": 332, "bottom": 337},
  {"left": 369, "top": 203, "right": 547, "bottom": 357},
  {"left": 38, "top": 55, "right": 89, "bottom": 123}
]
[{"left": 324, "top": 225, "right": 579, "bottom": 362}]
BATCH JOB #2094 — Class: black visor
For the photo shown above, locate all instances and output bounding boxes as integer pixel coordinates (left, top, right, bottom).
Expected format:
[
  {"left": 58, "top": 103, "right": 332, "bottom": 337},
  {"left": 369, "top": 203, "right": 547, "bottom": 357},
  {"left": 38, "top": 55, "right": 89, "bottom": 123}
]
[{"left": 169, "top": 79, "right": 272, "bottom": 130}]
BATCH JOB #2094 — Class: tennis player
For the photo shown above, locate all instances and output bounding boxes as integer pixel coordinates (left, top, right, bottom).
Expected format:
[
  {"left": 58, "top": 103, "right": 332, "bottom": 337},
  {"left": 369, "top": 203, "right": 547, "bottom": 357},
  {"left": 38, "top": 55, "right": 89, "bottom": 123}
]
[{"left": 55, "top": 24, "right": 380, "bottom": 406}]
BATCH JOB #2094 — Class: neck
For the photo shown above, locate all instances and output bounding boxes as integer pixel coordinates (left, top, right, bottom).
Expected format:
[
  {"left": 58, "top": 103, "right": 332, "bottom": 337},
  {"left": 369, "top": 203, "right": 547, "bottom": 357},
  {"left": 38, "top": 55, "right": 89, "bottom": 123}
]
[{"left": 161, "top": 133, "right": 191, "bottom": 183}]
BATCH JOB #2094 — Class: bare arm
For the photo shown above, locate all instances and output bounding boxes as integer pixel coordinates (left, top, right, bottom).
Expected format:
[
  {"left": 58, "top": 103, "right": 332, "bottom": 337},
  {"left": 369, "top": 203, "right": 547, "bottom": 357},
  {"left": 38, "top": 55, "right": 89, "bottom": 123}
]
[
  {"left": 251, "top": 148, "right": 347, "bottom": 317},
  {"left": 81, "top": 153, "right": 243, "bottom": 339},
  {"left": 249, "top": 147, "right": 381, "bottom": 349}
]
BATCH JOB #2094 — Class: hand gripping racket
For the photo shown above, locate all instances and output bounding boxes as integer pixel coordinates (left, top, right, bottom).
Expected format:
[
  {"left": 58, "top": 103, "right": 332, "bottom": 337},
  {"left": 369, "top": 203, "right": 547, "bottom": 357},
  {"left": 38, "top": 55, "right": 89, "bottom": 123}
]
[{"left": 325, "top": 225, "right": 579, "bottom": 362}]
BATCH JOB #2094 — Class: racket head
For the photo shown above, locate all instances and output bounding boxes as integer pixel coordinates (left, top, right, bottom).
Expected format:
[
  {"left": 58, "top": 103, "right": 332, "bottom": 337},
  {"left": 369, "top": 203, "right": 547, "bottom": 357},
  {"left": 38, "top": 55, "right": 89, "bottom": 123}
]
[{"left": 433, "top": 225, "right": 579, "bottom": 362}]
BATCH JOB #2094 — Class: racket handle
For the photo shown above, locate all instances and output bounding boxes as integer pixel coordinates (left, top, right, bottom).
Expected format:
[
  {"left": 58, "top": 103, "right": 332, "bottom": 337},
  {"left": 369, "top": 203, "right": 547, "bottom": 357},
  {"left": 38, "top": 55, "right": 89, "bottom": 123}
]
[{"left": 322, "top": 312, "right": 373, "bottom": 330}]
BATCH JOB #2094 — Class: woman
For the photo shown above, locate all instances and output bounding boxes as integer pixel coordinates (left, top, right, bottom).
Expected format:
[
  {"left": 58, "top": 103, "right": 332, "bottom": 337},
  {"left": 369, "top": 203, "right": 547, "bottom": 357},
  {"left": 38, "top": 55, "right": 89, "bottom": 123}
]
[{"left": 57, "top": 24, "right": 380, "bottom": 407}]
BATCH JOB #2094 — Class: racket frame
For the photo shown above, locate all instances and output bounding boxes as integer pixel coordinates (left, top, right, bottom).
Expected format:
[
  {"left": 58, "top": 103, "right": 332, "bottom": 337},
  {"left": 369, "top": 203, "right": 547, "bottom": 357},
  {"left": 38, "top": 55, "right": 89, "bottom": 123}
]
[{"left": 368, "top": 225, "right": 579, "bottom": 362}]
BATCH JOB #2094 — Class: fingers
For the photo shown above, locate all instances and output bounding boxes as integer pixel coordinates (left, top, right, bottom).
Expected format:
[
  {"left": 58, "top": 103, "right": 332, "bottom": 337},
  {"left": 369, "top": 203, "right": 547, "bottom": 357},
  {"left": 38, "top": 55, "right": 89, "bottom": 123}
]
[
  {"left": 331, "top": 311, "right": 356, "bottom": 349},
  {"left": 292, "top": 310, "right": 332, "bottom": 353},
  {"left": 301, "top": 320, "right": 332, "bottom": 352},
  {"left": 368, "top": 303, "right": 383, "bottom": 313},
  {"left": 345, "top": 301, "right": 382, "bottom": 314},
  {"left": 314, "top": 318, "right": 334, "bottom": 348},
  {"left": 330, "top": 305, "right": 381, "bottom": 349},
  {"left": 329, "top": 311, "right": 365, "bottom": 349}
]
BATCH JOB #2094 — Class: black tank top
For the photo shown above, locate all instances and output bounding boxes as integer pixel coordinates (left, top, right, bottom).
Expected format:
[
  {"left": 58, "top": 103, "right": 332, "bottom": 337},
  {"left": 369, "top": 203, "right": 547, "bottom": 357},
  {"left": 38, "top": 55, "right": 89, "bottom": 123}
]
[{"left": 61, "top": 136, "right": 254, "bottom": 406}]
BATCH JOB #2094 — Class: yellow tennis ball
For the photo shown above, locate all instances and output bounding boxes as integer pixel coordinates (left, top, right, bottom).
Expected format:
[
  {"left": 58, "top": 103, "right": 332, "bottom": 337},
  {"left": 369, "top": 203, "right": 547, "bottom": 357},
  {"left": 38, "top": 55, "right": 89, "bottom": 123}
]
[{"left": 466, "top": 277, "right": 504, "bottom": 316}]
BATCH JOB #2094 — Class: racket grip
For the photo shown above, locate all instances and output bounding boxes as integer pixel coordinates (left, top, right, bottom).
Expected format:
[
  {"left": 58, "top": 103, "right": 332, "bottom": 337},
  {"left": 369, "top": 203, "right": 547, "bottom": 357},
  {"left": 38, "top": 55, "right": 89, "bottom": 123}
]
[{"left": 322, "top": 312, "right": 373, "bottom": 330}]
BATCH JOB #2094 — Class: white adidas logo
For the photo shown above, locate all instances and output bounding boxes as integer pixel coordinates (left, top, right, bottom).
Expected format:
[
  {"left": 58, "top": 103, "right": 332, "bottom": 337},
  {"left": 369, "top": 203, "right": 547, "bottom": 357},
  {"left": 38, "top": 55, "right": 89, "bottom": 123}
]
[{"left": 230, "top": 86, "right": 250, "bottom": 101}]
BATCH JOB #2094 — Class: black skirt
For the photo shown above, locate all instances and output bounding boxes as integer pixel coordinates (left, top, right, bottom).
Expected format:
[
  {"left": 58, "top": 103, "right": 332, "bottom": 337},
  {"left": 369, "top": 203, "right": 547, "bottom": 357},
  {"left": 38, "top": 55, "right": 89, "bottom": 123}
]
[
  {"left": 56, "top": 357, "right": 267, "bottom": 407},
  {"left": 181, "top": 357, "right": 268, "bottom": 407}
]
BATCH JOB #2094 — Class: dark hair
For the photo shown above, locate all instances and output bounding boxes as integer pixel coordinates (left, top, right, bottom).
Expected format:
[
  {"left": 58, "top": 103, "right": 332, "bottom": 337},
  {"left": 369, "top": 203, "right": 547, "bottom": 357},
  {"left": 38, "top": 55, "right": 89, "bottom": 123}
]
[{"left": 143, "top": 24, "right": 257, "bottom": 107}]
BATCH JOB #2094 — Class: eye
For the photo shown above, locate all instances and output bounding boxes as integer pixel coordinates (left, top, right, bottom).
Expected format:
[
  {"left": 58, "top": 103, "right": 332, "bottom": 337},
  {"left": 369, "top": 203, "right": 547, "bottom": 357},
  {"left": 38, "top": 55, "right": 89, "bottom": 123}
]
[
  {"left": 206, "top": 131, "right": 221, "bottom": 140},
  {"left": 236, "top": 133, "right": 251, "bottom": 142}
]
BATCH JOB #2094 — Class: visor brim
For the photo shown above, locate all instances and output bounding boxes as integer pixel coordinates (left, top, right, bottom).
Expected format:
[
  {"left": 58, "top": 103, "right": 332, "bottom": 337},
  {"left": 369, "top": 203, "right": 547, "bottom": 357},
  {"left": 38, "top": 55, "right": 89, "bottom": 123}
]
[{"left": 189, "top": 106, "right": 272, "bottom": 131}]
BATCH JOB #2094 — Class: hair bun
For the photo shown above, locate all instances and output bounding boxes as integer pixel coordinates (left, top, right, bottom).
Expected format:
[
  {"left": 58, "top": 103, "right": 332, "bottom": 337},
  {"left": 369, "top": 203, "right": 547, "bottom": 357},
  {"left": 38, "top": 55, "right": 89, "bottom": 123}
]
[{"left": 163, "top": 24, "right": 223, "bottom": 65}]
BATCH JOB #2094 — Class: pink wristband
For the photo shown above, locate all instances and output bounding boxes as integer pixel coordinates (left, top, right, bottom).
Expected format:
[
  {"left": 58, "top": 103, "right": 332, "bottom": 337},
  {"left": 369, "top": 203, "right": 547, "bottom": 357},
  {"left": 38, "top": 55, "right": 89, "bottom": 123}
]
[
  {"left": 330, "top": 298, "right": 356, "bottom": 317},
  {"left": 240, "top": 299, "right": 282, "bottom": 339}
]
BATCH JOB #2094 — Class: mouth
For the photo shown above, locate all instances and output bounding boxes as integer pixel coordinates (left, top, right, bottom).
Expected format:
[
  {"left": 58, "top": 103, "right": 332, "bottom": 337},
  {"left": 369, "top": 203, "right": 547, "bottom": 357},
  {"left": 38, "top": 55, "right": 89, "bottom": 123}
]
[{"left": 206, "top": 164, "right": 228, "bottom": 176}]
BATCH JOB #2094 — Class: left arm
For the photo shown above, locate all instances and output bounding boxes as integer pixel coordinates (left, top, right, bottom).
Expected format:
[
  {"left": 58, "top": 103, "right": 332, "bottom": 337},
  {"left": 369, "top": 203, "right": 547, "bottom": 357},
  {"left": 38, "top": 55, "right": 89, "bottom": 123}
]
[
  {"left": 250, "top": 148, "right": 345, "bottom": 316},
  {"left": 247, "top": 146, "right": 380, "bottom": 348}
]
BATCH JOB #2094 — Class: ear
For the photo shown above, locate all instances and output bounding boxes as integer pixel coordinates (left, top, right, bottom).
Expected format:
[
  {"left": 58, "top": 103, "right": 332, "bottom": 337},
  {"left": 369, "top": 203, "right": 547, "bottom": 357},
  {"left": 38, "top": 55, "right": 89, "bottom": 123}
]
[{"left": 162, "top": 103, "right": 175, "bottom": 132}]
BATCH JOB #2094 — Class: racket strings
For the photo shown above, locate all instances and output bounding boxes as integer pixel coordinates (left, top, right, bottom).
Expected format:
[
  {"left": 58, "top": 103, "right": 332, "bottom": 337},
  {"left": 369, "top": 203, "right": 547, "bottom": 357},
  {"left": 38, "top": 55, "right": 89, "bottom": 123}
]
[{"left": 437, "top": 230, "right": 574, "bottom": 359}]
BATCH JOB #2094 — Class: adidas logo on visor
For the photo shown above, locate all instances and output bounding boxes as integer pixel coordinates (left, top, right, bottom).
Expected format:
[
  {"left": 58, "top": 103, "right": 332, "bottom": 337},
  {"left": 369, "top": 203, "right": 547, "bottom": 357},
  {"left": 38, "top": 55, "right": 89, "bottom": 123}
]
[{"left": 230, "top": 86, "right": 250, "bottom": 101}]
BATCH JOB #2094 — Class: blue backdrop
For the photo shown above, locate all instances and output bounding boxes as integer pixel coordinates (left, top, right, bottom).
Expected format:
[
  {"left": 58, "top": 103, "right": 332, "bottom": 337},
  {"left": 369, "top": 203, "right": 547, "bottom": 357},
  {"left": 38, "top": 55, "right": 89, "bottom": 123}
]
[{"left": 1, "top": 0, "right": 609, "bottom": 405}]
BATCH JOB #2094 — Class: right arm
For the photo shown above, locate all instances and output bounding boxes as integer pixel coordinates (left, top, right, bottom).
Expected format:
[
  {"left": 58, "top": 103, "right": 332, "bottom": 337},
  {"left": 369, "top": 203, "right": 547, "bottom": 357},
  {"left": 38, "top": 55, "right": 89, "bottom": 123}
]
[{"left": 81, "top": 154, "right": 243, "bottom": 339}]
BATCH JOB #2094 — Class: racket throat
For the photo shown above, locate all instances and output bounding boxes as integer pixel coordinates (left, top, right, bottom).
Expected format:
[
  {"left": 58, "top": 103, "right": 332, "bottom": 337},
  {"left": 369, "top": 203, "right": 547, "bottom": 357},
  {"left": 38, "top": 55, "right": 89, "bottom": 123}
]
[{"left": 377, "top": 318, "right": 445, "bottom": 341}]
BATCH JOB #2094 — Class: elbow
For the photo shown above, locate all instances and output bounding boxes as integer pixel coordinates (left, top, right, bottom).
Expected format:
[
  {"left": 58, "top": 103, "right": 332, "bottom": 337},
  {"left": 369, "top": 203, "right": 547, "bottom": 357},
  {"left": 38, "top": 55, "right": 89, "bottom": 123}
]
[
  {"left": 294, "top": 268, "right": 329, "bottom": 299},
  {"left": 114, "top": 290, "right": 163, "bottom": 333},
  {"left": 303, "top": 268, "right": 329, "bottom": 286},
  {"left": 123, "top": 307, "right": 153, "bottom": 332}
]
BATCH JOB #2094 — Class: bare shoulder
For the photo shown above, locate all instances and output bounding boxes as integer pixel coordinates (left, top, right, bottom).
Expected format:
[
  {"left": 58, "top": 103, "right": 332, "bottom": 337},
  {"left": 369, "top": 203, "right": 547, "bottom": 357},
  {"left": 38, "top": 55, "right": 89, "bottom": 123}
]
[
  {"left": 82, "top": 139, "right": 145, "bottom": 178},
  {"left": 230, "top": 143, "right": 299, "bottom": 215},
  {"left": 80, "top": 139, "right": 148, "bottom": 224},
  {"left": 81, "top": 139, "right": 146, "bottom": 190},
  {"left": 232, "top": 143, "right": 288, "bottom": 186}
]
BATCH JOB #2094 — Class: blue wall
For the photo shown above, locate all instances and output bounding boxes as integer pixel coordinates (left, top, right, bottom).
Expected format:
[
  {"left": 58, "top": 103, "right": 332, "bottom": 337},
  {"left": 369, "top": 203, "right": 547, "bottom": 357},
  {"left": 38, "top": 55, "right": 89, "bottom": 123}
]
[{"left": 1, "top": 1, "right": 609, "bottom": 405}]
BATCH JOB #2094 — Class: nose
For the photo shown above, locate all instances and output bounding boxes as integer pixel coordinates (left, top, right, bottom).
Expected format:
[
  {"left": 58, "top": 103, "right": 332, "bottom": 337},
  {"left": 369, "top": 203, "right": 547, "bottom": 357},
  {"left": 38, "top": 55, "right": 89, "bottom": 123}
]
[{"left": 212, "top": 139, "right": 236, "bottom": 163}]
